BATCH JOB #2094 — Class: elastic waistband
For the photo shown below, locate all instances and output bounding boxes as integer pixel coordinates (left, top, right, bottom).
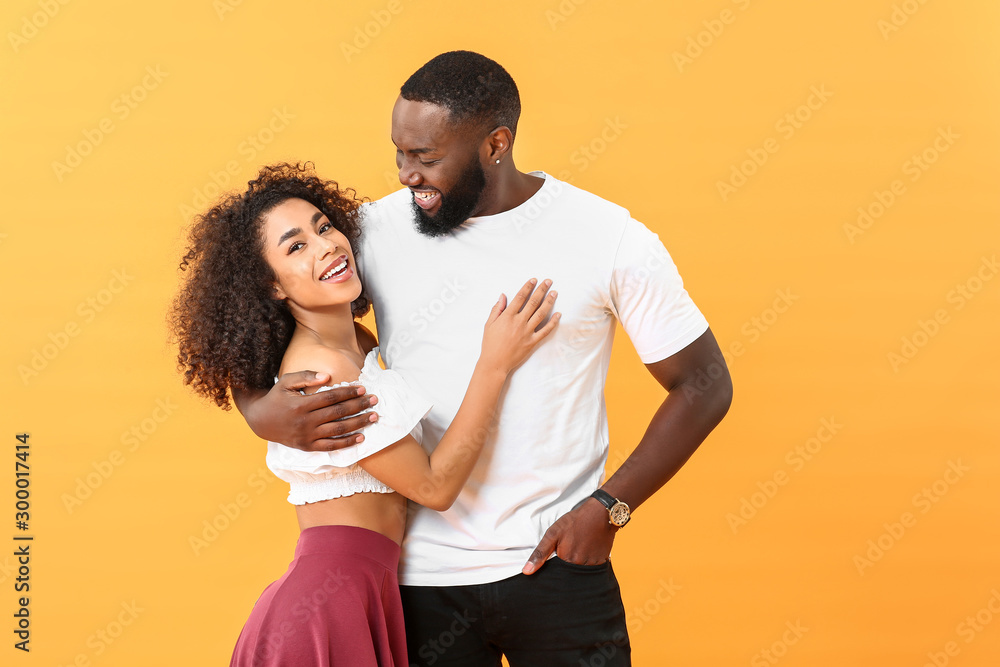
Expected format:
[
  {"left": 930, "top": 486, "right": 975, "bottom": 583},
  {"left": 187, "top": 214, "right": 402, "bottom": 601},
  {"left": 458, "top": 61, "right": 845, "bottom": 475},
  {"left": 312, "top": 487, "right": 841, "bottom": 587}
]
[{"left": 294, "top": 524, "right": 400, "bottom": 571}]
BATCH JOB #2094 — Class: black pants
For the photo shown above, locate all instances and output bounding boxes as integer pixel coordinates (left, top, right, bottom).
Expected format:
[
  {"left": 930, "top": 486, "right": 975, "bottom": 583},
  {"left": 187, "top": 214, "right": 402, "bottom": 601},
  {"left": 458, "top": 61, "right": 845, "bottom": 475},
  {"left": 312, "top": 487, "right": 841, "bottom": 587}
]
[{"left": 400, "top": 556, "right": 631, "bottom": 667}]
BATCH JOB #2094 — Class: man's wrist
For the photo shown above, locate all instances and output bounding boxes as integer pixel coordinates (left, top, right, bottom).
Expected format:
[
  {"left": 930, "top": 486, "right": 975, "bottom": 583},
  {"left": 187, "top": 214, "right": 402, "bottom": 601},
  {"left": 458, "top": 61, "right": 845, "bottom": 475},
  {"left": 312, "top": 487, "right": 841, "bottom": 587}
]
[
  {"left": 589, "top": 488, "right": 631, "bottom": 528},
  {"left": 573, "top": 489, "right": 631, "bottom": 532},
  {"left": 574, "top": 495, "right": 619, "bottom": 531}
]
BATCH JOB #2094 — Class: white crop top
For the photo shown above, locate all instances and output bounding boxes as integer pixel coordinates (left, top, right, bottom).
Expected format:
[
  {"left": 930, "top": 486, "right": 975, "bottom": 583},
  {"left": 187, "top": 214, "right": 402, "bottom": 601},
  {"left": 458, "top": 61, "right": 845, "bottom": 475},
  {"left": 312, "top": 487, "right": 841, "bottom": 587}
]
[{"left": 265, "top": 347, "right": 433, "bottom": 505}]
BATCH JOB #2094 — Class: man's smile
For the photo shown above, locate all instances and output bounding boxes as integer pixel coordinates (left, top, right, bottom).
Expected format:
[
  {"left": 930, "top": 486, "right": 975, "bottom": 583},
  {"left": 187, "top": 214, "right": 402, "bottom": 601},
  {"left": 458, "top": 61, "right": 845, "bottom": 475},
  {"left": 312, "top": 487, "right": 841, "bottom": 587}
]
[{"left": 412, "top": 189, "right": 441, "bottom": 210}]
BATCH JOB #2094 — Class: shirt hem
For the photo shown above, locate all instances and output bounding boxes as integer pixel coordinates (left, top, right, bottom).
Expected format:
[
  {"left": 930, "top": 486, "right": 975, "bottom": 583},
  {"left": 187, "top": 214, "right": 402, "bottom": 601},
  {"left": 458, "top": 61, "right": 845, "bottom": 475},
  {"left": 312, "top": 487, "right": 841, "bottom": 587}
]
[{"left": 398, "top": 557, "right": 549, "bottom": 587}]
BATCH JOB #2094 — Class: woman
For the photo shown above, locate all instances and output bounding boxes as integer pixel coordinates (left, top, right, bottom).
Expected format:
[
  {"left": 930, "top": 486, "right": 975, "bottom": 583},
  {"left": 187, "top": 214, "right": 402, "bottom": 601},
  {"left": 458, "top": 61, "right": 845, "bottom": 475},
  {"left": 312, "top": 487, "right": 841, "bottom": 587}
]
[{"left": 169, "top": 162, "right": 559, "bottom": 665}]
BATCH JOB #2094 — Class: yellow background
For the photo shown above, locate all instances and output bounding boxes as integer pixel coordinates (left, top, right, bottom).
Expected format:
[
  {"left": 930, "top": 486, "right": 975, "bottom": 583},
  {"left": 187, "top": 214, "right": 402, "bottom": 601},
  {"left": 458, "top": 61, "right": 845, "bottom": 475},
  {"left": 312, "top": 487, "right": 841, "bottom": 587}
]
[{"left": 2, "top": 1, "right": 998, "bottom": 665}]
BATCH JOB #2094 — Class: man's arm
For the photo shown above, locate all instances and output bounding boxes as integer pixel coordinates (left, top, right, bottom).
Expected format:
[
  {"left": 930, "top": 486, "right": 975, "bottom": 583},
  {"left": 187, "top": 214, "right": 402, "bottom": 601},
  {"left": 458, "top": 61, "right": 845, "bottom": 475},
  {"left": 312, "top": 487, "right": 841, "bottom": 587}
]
[
  {"left": 602, "top": 326, "right": 732, "bottom": 510},
  {"left": 522, "top": 327, "right": 732, "bottom": 572},
  {"left": 231, "top": 323, "right": 384, "bottom": 452},
  {"left": 232, "top": 379, "right": 379, "bottom": 452}
]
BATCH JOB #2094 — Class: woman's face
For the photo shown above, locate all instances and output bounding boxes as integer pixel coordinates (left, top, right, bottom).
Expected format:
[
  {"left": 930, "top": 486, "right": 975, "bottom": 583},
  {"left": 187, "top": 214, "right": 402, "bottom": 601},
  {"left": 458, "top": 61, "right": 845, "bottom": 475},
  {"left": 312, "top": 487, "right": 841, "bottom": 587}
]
[{"left": 261, "top": 197, "right": 362, "bottom": 312}]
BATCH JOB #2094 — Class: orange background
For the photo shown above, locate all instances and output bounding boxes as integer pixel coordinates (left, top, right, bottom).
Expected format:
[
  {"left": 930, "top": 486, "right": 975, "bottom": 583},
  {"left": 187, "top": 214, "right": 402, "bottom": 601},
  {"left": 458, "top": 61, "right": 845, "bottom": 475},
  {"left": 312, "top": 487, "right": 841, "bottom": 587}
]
[{"left": 1, "top": 1, "right": 998, "bottom": 665}]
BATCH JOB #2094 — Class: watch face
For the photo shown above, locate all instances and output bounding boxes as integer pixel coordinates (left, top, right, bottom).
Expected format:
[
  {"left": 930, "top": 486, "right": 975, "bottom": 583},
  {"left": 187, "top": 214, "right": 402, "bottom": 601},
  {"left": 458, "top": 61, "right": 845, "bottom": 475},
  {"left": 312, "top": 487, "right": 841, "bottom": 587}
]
[{"left": 609, "top": 502, "right": 630, "bottom": 527}]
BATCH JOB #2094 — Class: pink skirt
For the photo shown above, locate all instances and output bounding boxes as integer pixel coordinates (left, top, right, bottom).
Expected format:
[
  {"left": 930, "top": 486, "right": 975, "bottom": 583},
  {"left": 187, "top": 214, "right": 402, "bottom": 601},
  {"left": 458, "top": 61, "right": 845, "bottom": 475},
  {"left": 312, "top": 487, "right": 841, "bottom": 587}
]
[{"left": 230, "top": 525, "right": 408, "bottom": 667}]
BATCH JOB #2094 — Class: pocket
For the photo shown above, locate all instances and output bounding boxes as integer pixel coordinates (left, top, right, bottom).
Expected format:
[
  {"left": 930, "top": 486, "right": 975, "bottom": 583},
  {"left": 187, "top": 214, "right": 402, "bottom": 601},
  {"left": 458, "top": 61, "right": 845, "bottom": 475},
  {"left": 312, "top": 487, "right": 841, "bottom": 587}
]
[{"left": 552, "top": 555, "right": 610, "bottom": 572}]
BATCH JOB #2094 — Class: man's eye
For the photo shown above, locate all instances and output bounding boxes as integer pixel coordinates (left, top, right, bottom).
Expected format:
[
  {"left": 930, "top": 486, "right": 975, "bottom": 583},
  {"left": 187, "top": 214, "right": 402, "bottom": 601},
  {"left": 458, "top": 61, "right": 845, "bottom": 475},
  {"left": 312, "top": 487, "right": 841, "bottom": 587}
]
[{"left": 420, "top": 160, "right": 439, "bottom": 166}]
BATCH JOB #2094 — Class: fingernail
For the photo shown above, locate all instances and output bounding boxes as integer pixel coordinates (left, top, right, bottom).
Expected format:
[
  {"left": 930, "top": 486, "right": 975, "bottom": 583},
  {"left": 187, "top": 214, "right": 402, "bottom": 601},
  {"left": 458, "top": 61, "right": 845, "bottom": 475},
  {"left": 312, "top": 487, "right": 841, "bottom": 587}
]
[
  {"left": 529, "top": 278, "right": 537, "bottom": 284},
  {"left": 356, "top": 387, "right": 366, "bottom": 396},
  {"left": 550, "top": 290, "right": 557, "bottom": 297},
  {"left": 368, "top": 396, "right": 378, "bottom": 406},
  {"left": 369, "top": 413, "right": 378, "bottom": 422},
  {"left": 356, "top": 435, "right": 364, "bottom": 443}
]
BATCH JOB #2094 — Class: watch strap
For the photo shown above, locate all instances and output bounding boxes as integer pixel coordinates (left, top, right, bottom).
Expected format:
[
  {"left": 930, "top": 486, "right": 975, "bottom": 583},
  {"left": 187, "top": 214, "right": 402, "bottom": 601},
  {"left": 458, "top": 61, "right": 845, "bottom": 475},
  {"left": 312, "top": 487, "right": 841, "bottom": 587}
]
[{"left": 591, "top": 488, "right": 617, "bottom": 511}]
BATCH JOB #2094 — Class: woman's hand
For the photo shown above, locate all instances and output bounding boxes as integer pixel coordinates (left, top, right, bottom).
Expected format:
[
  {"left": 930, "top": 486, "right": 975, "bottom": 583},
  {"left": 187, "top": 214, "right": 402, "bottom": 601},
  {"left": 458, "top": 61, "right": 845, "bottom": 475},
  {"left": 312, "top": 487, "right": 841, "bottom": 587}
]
[{"left": 480, "top": 278, "right": 560, "bottom": 375}]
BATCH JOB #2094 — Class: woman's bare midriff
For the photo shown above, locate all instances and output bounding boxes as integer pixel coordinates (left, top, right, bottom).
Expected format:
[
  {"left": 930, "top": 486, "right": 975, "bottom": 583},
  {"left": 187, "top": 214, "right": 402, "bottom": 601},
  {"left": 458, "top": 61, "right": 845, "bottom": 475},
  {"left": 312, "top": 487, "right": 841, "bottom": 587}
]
[{"left": 295, "top": 491, "right": 408, "bottom": 545}]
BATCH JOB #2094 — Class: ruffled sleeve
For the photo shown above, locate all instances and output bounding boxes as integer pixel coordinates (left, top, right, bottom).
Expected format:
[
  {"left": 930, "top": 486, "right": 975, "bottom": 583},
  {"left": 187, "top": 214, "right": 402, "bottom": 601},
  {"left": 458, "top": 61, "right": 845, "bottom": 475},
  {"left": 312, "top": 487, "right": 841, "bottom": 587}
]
[{"left": 266, "top": 347, "right": 433, "bottom": 473}]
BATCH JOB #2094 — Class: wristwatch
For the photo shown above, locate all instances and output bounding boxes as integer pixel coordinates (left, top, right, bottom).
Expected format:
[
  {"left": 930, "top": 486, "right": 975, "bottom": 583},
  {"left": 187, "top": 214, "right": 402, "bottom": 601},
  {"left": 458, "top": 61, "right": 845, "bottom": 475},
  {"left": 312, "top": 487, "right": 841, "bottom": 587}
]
[{"left": 591, "top": 489, "right": 631, "bottom": 528}]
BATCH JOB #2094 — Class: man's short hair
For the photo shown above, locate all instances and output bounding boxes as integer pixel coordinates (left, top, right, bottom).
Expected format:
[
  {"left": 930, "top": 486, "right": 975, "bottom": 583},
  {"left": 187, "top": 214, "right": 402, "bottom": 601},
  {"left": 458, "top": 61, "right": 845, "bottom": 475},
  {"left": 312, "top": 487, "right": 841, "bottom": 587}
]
[{"left": 400, "top": 51, "right": 521, "bottom": 138}]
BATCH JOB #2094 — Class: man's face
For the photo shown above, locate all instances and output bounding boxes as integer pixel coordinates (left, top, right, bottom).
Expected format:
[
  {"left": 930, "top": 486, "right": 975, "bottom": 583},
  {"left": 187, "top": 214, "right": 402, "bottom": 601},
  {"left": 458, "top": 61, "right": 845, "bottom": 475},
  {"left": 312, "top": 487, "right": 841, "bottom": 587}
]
[{"left": 391, "top": 96, "right": 489, "bottom": 237}]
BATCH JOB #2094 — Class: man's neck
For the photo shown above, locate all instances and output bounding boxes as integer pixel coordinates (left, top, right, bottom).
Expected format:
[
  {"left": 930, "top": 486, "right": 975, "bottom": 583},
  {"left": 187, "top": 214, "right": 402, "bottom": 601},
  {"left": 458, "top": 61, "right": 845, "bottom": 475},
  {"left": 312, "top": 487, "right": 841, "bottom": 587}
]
[{"left": 474, "top": 168, "right": 545, "bottom": 218}]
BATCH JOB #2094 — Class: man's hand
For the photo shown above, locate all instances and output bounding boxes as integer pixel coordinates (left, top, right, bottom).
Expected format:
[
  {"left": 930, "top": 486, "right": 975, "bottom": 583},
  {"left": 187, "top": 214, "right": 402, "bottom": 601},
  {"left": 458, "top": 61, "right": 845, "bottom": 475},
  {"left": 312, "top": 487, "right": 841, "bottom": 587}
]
[
  {"left": 522, "top": 498, "right": 617, "bottom": 574},
  {"left": 232, "top": 370, "right": 379, "bottom": 452}
]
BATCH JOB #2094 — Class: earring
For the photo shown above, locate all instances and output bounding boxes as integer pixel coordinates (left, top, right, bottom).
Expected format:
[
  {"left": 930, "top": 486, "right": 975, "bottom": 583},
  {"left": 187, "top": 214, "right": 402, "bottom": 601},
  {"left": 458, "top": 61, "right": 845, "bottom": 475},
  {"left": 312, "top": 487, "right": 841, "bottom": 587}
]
[{"left": 495, "top": 159, "right": 500, "bottom": 164}]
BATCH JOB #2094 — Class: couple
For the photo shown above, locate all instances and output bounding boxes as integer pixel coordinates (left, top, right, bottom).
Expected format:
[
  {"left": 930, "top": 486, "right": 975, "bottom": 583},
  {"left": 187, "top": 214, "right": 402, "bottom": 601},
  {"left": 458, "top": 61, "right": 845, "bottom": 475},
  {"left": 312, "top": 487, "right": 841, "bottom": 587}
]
[{"left": 170, "top": 51, "right": 732, "bottom": 666}]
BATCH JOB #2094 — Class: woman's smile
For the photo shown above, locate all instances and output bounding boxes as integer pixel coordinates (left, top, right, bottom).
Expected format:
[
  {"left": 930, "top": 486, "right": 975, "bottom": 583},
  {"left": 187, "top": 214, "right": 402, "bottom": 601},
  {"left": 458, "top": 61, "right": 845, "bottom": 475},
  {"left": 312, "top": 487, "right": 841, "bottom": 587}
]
[{"left": 319, "top": 255, "right": 352, "bottom": 283}]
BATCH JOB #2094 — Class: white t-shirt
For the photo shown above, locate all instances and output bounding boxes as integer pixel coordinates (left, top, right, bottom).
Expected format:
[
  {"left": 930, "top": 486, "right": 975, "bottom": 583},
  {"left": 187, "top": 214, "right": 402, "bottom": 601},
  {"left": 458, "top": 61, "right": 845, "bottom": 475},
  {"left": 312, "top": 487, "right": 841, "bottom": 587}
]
[{"left": 356, "top": 171, "right": 709, "bottom": 586}]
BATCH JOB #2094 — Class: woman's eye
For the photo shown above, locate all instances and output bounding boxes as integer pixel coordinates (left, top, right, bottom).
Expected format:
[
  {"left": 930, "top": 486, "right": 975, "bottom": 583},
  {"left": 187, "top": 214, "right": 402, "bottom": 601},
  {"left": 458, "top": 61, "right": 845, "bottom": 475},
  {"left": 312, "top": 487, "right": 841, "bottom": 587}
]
[
  {"left": 288, "top": 242, "right": 303, "bottom": 254},
  {"left": 319, "top": 222, "right": 333, "bottom": 233}
]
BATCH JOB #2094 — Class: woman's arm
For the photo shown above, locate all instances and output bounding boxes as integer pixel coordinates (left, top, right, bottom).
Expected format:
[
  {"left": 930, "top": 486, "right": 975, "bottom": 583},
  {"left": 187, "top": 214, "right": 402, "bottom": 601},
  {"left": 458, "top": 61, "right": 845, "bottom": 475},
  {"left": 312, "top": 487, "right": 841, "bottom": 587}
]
[
  {"left": 298, "top": 349, "right": 506, "bottom": 511},
  {"left": 363, "top": 278, "right": 559, "bottom": 510},
  {"left": 360, "top": 357, "right": 508, "bottom": 511},
  {"left": 286, "top": 279, "right": 559, "bottom": 511}
]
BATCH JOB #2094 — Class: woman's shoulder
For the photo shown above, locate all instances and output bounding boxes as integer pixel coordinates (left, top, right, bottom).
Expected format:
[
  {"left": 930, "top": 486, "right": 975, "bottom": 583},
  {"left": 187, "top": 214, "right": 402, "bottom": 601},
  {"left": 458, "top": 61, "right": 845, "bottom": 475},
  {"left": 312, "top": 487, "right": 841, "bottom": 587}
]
[{"left": 279, "top": 342, "right": 365, "bottom": 388}]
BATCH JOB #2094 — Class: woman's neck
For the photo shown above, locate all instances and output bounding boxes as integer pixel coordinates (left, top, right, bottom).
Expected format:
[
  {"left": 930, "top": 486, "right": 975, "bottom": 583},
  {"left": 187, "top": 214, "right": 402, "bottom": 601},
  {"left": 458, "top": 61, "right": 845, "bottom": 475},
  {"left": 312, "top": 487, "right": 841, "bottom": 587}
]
[{"left": 286, "top": 302, "right": 362, "bottom": 357}]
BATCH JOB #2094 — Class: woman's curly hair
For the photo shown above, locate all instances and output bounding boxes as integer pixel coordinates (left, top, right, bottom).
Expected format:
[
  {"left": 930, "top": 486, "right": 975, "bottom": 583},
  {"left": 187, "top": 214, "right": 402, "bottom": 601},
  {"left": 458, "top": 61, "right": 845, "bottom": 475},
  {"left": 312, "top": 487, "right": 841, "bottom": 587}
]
[{"left": 168, "top": 162, "right": 370, "bottom": 410}]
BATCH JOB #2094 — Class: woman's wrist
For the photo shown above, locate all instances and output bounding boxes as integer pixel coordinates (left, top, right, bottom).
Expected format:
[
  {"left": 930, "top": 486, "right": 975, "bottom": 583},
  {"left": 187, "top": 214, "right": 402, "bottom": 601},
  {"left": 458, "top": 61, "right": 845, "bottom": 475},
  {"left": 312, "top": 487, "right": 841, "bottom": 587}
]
[{"left": 474, "top": 357, "right": 510, "bottom": 384}]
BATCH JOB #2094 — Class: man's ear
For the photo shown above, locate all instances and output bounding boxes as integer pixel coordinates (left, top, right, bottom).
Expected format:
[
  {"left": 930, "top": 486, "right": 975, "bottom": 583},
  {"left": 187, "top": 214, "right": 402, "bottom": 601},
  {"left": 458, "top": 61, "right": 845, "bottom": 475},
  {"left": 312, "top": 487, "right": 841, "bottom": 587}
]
[{"left": 484, "top": 126, "right": 512, "bottom": 164}]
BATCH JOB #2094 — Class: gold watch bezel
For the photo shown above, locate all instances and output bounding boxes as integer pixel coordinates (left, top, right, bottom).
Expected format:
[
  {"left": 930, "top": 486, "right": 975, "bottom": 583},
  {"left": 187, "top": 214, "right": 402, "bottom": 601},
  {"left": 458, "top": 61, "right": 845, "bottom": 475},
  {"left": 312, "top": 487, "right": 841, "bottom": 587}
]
[{"left": 608, "top": 500, "right": 630, "bottom": 527}]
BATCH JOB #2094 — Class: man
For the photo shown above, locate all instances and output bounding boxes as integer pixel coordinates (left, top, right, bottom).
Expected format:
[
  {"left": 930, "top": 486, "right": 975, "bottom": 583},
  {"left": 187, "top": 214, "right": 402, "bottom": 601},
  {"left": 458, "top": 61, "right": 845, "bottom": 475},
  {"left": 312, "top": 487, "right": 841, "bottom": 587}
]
[{"left": 234, "top": 51, "right": 732, "bottom": 666}]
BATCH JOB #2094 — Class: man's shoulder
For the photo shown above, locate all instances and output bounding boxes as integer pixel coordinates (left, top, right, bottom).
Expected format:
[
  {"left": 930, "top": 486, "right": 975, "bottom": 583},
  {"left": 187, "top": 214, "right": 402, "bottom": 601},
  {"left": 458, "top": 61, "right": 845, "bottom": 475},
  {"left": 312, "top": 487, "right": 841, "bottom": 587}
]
[
  {"left": 539, "top": 172, "right": 629, "bottom": 216},
  {"left": 536, "top": 172, "right": 631, "bottom": 234},
  {"left": 361, "top": 188, "right": 413, "bottom": 223},
  {"left": 357, "top": 189, "right": 414, "bottom": 254}
]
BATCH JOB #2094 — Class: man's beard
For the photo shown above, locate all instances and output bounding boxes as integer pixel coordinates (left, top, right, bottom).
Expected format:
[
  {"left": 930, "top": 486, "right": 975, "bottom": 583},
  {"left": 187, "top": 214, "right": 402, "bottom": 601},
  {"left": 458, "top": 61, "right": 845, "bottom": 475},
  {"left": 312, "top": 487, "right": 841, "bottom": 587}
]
[{"left": 411, "top": 156, "right": 487, "bottom": 237}]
